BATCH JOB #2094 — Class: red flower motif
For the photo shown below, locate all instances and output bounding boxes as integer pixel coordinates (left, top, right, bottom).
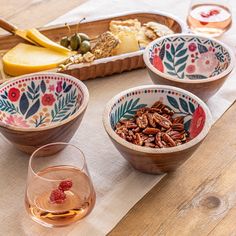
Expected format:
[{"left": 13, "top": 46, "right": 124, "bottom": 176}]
[
  {"left": 56, "top": 81, "right": 63, "bottom": 93},
  {"left": 188, "top": 43, "right": 197, "bottom": 52},
  {"left": 186, "top": 64, "right": 196, "bottom": 74},
  {"left": 166, "top": 43, "right": 170, "bottom": 49},
  {"left": 189, "top": 106, "right": 206, "bottom": 139},
  {"left": 42, "top": 94, "right": 56, "bottom": 106},
  {"left": 8, "top": 88, "right": 20, "bottom": 102},
  {"left": 153, "top": 55, "right": 164, "bottom": 73}
]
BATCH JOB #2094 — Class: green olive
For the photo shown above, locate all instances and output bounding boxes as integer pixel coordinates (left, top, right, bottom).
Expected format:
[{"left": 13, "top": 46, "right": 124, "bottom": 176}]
[
  {"left": 78, "top": 33, "right": 90, "bottom": 42},
  {"left": 70, "top": 33, "right": 81, "bottom": 51},
  {"left": 60, "top": 36, "right": 70, "bottom": 48},
  {"left": 79, "top": 40, "right": 91, "bottom": 54}
]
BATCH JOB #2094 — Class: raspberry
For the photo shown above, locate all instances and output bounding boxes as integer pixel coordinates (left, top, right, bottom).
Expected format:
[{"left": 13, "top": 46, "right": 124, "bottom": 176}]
[
  {"left": 200, "top": 12, "right": 210, "bottom": 18},
  {"left": 58, "top": 180, "right": 73, "bottom": 191},
  {"left": 209, "top": 9, "right": 220, "bottom": 16},
  {"left": 49, "top": 189, "right": 66, "bottom": 204}
]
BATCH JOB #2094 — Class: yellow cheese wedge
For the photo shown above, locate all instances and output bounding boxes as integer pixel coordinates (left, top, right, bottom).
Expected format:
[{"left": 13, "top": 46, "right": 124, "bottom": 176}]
[
  {"left": 3, "top": 43, "right": 70, "bottom": 76},
  {"left": 26, "top": 28, "right": 70, "bottom": 54},
  {"left": 112, "top": 31, "right": 140, "bottom": 55}
]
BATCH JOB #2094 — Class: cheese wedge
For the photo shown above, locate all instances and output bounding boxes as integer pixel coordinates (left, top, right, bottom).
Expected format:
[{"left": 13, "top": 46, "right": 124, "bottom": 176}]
[
  {"left": 26, "top": 28, "right": 70, "bottom": 54},
  {"left": 3, "top": 43, "right": 70, "bottom": 76},
  {"left": 112, "top": 31, "right": 139, "bottom": 55}
]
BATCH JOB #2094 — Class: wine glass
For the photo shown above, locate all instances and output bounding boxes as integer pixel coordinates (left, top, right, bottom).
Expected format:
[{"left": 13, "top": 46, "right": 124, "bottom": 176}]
[
  {"left": 186, "top": 0, "right": 232, "bottom": 37},
  {"left": 25, "top": 143, "right": 96, "bottom": 228}
]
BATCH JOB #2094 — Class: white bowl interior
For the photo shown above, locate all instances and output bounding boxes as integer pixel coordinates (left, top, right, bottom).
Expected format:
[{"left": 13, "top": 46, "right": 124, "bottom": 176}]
[
  {"left": 0, "top": 73, "right": 85, "bottom": 128},
  {"left": 108, "top": 86, "right": 210, "bottom": 142},
  {"left": 146, "top": 35, "right": 231, "bottom": 80}
]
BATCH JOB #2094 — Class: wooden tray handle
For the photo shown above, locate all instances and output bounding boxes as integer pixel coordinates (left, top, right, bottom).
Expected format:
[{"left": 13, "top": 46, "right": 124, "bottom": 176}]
[{"left": 0, "top": 18, "right": 18, "bottom": 34}]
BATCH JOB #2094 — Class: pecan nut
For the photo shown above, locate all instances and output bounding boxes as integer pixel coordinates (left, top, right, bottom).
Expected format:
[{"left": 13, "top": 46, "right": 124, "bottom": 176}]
[{"left": 136, "top": 114, "right": 148, "bottom": 129}]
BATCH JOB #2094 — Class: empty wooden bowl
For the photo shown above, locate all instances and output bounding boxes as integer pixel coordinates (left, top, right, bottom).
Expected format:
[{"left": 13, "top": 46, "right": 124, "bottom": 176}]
[
  {"left": 103, "top": 85, "right": 212, "bottom": 174},
  {"left": 0, "top": 72, "right": 89, "bottom": 154},
  {"left": 143, "top": 34, "right": 235, "bottom": 101}
]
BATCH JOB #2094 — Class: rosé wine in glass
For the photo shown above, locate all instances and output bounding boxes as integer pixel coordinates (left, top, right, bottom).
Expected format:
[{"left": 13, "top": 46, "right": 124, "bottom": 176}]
[
  {"left": 187, "top": 2, "right": 232, "bottom": 37},
  {"left": 25, "top": 143, "right": 96, "bottom": 227}
]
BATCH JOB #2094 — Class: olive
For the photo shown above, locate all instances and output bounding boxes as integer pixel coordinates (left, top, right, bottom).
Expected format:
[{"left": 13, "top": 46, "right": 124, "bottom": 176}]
[
  {"left": 60, "top": 36, "right": 70, "bottom": 48},
  {"left": 78, "top": 33, "right": 90, "bottom": 42},
  {"left": 79, "top": 40, "right": 91, "bottom": 54},
  {"left": 70, "top": 33, "right": 81, "bottom": 51}
]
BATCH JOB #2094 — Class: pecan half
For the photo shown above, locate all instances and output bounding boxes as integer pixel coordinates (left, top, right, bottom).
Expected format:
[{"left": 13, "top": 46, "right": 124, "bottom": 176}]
[
  {"left": 147, "top": 113, "right": 156, "bottom": 127},
  {"left": 172, "top": 123, "right": 184, "bottom": 131},
  {"left": 136, "top": 114, "right": 148, "bottom": 129},
  {"left": 143, "top": 127, "right": 160, "bottom": 135},
  {"left": 162, "top": 133, "right": 176, "bottom": 147},
  {"left": 153, "top": 113, "right": 172, "bottom": 129}
]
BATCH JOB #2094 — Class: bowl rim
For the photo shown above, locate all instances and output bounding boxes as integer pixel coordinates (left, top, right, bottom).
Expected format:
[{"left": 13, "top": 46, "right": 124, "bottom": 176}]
[
  {"left": 0, "top": 72, "right": 89, "bottom": 132},
  {"left": 143, "top": 33, "right": 235, "bottom": 84},
  {"left": 103, "top": 85, "right": 212, "bottom": 154}
]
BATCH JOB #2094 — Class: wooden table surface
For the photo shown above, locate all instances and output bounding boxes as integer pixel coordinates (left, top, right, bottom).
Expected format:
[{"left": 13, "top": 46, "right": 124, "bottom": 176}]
[{"left": 1, "top": 1, "right": 236, "bottom": 235}]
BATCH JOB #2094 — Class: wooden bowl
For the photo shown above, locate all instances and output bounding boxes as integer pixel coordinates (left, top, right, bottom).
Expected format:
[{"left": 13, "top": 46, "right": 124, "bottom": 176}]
[
  {"left": 0, "top": 72, "right": 89, "bottom": 154},
  {"left": 103, "top": 85, "right": 212, "bottom": 174},
  {"left": 143, "top": 34, "right": 235, "bottom": 101}
]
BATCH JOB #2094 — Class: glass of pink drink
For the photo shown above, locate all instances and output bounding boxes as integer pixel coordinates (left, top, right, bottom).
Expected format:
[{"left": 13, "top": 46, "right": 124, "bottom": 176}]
[
  {"left": 187, "top": 0, "right": 232, "bottom": 37},
  {"left": 25, "top": 143, "right": 96, "bottom": 227}
]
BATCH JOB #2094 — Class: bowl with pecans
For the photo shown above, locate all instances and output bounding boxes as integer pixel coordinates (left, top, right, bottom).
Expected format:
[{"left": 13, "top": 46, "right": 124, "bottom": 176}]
[
  {"left": 143, "top": 34, "right": 235, "bottom": 101},
  {"left": 103, "top": 85, "right": 212, "bottom": 174}
]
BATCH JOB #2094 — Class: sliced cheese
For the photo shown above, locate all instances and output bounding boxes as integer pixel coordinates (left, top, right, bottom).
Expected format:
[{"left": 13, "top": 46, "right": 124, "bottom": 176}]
[
  {"left": 26, "top": 28, "right": 71, "bottom": 54},
  {"left": 112, "top": 31, "right": 139, "bottom": 55},
  {"left": 3, "top": 43, "right": 70, "bottom": 76}
]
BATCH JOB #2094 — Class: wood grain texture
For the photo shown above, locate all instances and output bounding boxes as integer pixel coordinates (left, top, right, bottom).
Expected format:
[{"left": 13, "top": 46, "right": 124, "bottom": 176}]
[
  {"left": 1, "top": 1, "right": 236, "bottom": 235},
  {"left": 109, "top": 101, "right": 236, "bottom": 235}
]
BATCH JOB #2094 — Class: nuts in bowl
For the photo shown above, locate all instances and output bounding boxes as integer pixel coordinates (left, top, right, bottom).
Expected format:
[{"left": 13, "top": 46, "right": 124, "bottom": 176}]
[
  {"left": 143, "top": 34, "right": 235, "bottom": 101},
  {"left": 103, "top": 85, "right": 212, "bottom": 174}
]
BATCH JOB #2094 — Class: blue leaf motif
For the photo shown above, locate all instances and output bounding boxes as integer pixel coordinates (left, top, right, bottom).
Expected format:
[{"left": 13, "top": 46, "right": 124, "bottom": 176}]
[
  {"left": 189, "top": 102, "right": 195, "bottom": 114},
  {"left": 176, "top": 42, "right": 185, "bottom": 52},
  {"left": 167, "top": 96, "right": 179, "bottom": 109},
  {"left": 175, "top": 55, "right": 188, "bottom": 67},
  {"left": 19, "top": 93, "right": 29, "bottom": 115},
  {"left": 40, "top": 80, "right": 46, "bottom": 93},
  {"left": 159, "top": 44, "right": 165, "bottom": 60},
  {"left": 186, "top": 74, "right": 207, "bottom": 80},
  {"left": 171, "top": 44, "right": 175, "bottom": 55},
  {"left": 176, "top": 48, "right": 187, "bottom": 57},
  {"left": 179, "top": 98, "right": 189, "bottom": 113},
  {"left": 64, "top": 84, "right": 72, "bottom": 93},
  {"left": 166, "top": 51, "right": 173, "bottom": 62},
  {"left": 184, "top": 119, "right": 191, "bottom": 131},
  {"left": 25, "top": 99, "right": 40, "bottom": 119},
  {"left": 164, "top": 62, "right": 174, "bottom": 71},
  {"left": 1, "top": 94, "right": 7, "bottom": 99},
  {"left": 31, "top": 81, "right": 35, "bottom": 90},
  {"left": 198, "top": 44, "right": 208, "bottom": 54},
  {"left": 177, "top": 63, "right": 186, "bottom": 73}
]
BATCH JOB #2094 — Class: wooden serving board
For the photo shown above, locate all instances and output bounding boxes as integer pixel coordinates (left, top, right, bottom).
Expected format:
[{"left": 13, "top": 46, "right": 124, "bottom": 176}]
[{"left": 0, "top": 11, "right": 187, "bottom": 82}]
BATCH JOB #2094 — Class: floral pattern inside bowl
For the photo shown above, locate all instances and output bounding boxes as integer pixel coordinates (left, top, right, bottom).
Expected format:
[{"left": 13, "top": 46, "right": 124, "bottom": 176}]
[
  {"left": 148, "top": 35, "right": 231, "bottom": 80},
  {"left": 0, "top": 74, "right": 84, "bottom": 128},
  {"left": 109, "top": 86, "right": 210, "bottom": 140}
]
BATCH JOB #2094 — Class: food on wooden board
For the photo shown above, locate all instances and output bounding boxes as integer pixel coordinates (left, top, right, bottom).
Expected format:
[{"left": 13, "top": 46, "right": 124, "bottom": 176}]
[
  {"left": 144, "top": 22, "right": 174, "bottom": 38},
  {"left": 115, "top": 100, "right": 190, "bottom": 148},
  {"left": 2, "top": 18, "right": 174, "bottom": 76},
  {"left": 3, "top": 43, "right": 71, "bottom": 76},
  {"left": 92, "top": 31, "right": 119, "bottom": 59}
]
